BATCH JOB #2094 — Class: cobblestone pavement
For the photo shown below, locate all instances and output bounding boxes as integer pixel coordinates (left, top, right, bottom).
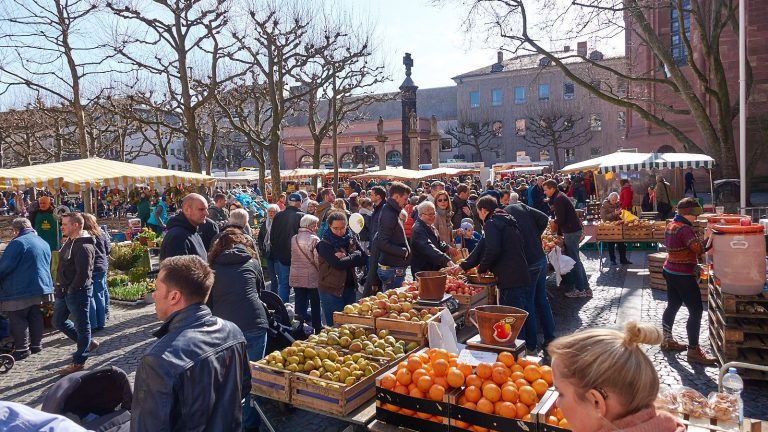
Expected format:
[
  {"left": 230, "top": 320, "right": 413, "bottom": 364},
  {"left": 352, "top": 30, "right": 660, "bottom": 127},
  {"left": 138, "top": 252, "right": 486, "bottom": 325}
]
[{"left": 1, "top": 249, "right": 766, "bottom": 429}]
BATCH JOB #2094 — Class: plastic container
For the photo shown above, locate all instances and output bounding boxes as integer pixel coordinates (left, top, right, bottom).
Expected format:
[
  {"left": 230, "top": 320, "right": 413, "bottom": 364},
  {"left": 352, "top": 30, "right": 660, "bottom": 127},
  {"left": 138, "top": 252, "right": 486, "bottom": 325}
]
[
  {"left": 711, "top": 224, "right": 767, "bottom": 295},
  {"left": 722, "top": 368, "right": 744, "bottom": 425}
]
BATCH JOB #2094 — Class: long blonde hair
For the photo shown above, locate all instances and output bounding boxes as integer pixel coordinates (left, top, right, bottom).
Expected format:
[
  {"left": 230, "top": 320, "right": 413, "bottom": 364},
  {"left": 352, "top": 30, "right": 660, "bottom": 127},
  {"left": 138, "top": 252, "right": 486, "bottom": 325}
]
[{"left": 548, "top": 321, "right": 663, "bottom": 417}]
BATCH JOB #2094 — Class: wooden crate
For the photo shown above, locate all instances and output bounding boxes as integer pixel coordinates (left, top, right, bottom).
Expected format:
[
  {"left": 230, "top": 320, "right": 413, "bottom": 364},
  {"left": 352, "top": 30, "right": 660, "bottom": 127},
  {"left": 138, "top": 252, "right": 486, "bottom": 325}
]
[
  {"left": 448, "top": 386, "right": 544, "bottom": 432},
  {"left": 623, "top": 226, "right": 654, "bottom": 240},
  {"left": 250, "top": 361, "right": 292, "bottom": 402},
  {"left": 333, "top": 311, "right": 375, "bottom": 328},
  {"left": 708, "top": 281, "right": 768, "bottom": 316},
  {"left": 376, "top": 309, "right": 442, "bottom": 343},
  {"left": 536, "top": 390, "right": 570, "bottom": 432},
  {"left": 596, "top": 224, "right": 623, "bottom": 241},
  {"left": 290, "top": 357, "right": 390, "bottom": 416},
  {"left": 452, "top": 288, "right": 487, "bottom": 309}
]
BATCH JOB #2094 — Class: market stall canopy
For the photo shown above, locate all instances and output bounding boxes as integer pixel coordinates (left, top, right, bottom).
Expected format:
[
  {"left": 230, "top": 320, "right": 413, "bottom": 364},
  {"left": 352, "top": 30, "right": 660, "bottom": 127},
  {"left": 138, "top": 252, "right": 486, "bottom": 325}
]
[
  {"left": 498, "top": 166, "right": 545, "bottom": 175},
  {"left": 423, "top": 167, "right": 480, "bottom": 177},
  {"left": 351, "top": 168, "right": 430, "bottom": 181},
  {"left": 279, "top": 168, "right": 327, "bottom": 181},
  {"left": 4, "top": 158, "right": 215, "bottom": 192},
  {"left": 211, "top": 171, "right": 261, "bottom": 182},
  {"left": 0, "top": 169, "right": 64, "bottom": 190},
  {"left": 560, "top": 152, "right": 715, "bottom": 174}
]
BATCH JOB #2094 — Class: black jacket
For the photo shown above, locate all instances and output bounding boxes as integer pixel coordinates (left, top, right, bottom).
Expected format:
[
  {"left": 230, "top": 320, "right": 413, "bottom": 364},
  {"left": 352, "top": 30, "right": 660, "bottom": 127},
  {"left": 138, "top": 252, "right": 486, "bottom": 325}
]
[
  {"left": 316, "top": 237, "right": 366, "bottom": 295},
  {"left": 159, "top": 213, "right": 207, "bottom": 261},
  {"left": 198, "top": 218, "right": 220, "bottom": 251},
  {"left": 530, "top": 184, "right": 549, "bottom": 215},
  {"left": 375, "top": 198, "right": 410, "bottom": 268},
  {"left": 409, "top": 219, "right": 451, "bottom": 277},
  {"left": 358, "top": 212, "right": 373, "bottom": 242},
  {"left": 56, "top": 234, "right": 95, "bottom": 294},
  {"left": 460, "top": 210, "right": 530, "bottom": 289},
  {"left": 92, "top": 230, "right": 112, "bottom": 274},
  {"left": 131, "top": 304, "right": 248, "bottom": 432},
  {"left": 269, "top": 206, "right": 305, "bottom": 265},
  {"left": 505, "top": 203, "right": 549, "bottom": 265},
  {"left": 370, "top": 201, "right": 384, "bottom": 234},
  {"left": 257, "top": 219, "right": 270, "bottom": 259},
  {"left": 549, "top": 190, "right": 581, "bottom": 235},
  {"left": 208, "top": 245, "right": 268, "bottom": 334},
  {"left": 207, "top": 205, "right": 228, "bottom": 225}
]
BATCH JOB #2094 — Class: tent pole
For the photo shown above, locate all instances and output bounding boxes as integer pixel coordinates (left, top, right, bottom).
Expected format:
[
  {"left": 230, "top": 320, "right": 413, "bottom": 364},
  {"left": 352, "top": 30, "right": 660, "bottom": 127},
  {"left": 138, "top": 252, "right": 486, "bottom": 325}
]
[{"left": 709, "top": 169, "right": 714, "bottom": 208}]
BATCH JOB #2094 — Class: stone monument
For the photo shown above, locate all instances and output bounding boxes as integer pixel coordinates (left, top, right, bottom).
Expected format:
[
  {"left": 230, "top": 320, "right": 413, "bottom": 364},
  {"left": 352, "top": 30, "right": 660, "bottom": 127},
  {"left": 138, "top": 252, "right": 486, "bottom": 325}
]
[
  {"left": 400, "top": 53, "right": 418, "bottom": 169},
  {"left": 376, "top": 116, "right": 388, "bottom": 171},
  {"left": 408, "top": 109, "right": 419, "bottom": 170},
  {"left": 430, "top": 115, "right": 440, "bottom": 169}
]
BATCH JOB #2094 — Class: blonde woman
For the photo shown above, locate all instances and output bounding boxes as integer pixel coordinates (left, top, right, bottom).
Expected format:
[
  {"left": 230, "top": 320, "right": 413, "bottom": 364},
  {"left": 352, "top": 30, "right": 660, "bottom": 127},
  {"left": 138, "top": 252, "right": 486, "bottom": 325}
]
[
  {"left": 548, "top": 322, "right": 685, "bottom": 432},
  {"left": 433, "top": 190, "right": 455, "bottom": 246}
]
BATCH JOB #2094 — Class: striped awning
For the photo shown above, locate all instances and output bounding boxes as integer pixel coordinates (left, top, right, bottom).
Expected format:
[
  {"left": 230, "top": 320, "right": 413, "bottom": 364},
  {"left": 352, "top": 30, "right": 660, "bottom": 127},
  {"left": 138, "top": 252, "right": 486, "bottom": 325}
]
[
  {"left": 3, "top": 158, "right": 214, "bottom": 192},
  {"left": 596, "top": 153, "right": 715, "bottom": 174},
  {"left": 0, "top": 169, "right": 64, "bottom": 190}
]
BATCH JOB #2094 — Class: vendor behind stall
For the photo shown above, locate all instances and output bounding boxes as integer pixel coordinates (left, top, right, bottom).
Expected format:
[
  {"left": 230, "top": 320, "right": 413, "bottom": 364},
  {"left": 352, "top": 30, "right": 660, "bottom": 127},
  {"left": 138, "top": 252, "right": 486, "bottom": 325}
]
[
  {"left": 600, "top": 192, "right": 631, "bottom": 266},
  {"left": 28, "top": 196, "right": 59, "bottom": 251}
]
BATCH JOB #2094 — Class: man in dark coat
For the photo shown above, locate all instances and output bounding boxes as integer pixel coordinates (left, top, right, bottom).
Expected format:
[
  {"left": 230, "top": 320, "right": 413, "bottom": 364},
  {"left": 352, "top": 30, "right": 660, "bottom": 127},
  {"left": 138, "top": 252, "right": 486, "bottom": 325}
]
[
  {"left": 363, "top": 186, "right": 387, "bottom": 295},
  {"left": 409, "top": 201, "right": 455, "bottom": 277},
  {"left": 269, "top": 193, "right": 305, "bottom": 302},
  {"left": 375, "top": 182, "right": 411, "bottom": 291},
  {"left": 207, "top": 193, "right": 229, "bottom": 226},
  {"left": 197, "top": 217, "right": 220, "bottom": 251},
  {"left": 529, "top": 176, "right": 549, "bottom": 215},
  {"left": 159, "top": 193, "right": 208, "bottom": 261}
]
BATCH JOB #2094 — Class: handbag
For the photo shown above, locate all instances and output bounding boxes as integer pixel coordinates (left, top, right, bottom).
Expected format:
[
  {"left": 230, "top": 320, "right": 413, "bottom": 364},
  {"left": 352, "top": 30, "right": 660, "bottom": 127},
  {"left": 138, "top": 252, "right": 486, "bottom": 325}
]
[{"left": 318, "top": 240, "right": 347, "bottom": 297}]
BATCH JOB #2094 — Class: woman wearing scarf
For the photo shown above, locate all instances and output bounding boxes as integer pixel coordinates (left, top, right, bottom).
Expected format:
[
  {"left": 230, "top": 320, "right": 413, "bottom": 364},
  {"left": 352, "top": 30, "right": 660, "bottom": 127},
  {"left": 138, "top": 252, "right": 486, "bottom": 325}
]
[
  {"left": 433, "top": 190, "right": 455, "bottom": 246},
  {"left": 257, "top": 204, "right": 280, "bottom": 293},
  {"left": 316, "top": 211, "right": 366, "bottom": 325}
]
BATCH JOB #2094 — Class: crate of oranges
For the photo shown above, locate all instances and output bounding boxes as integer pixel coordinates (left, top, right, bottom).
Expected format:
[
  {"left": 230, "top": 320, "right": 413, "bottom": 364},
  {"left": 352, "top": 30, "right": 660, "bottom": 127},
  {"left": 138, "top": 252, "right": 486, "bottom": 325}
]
[
  {"left": 535, "top": 390, "right": 571, "bottom": 431},
  {"left": 449, "top": 351, "right": 554, "bottom": 432},
  {"left": 375, "top": 347, "right": 471, "bottom": 432}
]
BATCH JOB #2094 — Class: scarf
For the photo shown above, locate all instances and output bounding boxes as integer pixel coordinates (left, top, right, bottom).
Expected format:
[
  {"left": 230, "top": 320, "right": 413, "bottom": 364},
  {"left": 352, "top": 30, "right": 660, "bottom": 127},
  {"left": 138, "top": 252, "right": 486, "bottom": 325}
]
[
  {"left": 264, "top": 217, "right": 274, "bottom": 252},
  {"left": 322, "top": 226, "right": 353, "bottom": 251}
]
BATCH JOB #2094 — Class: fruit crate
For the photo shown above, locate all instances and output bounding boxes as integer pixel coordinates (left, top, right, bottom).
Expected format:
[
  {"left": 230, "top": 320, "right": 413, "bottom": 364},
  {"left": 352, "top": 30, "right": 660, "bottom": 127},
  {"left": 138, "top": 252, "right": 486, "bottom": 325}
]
[
  {"left": 452, "top": 288, "right": 488, "bottom": 309},
  {"left": 535, "top": 390, "right": 570, "bottom": 431},
  {"left": 447, "top": 386, "right": 545, "bottom": 432},
  {"left": 250, "top": 361, "right": 291, "bottom": 403},
  {"left": 653, "top": 221, "right": 668, "bottom": 240},
  {"left": 289, "top": 356, "right": 391, "bottom": 416},
  {"left": 622, "top": 226, "right": 654, "bottom": 241},
  {"left": 376, "top": 308, "right": 443, "bottom": 344},
  {"left": 305, "top": 327, "right": 424, "bottom": 364},
  {"left": 465, "top": 283, "right": 497, "bottom": 306},
  {"left": 333, "top": 311, "right": 376, "bottom": 328},
  {"left": 596, "top": 224, "right": 623, "bottom": 241}
]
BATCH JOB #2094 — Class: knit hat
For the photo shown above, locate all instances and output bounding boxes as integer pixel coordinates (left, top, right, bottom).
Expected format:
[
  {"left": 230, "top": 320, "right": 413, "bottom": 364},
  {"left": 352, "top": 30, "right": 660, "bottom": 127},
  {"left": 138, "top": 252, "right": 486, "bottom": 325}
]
[
  {"left": 460, "top": 218, "right": 474, "bottom": 231},
  {"left": 676, "top": 197, "right": 703, "bottom": 216}
]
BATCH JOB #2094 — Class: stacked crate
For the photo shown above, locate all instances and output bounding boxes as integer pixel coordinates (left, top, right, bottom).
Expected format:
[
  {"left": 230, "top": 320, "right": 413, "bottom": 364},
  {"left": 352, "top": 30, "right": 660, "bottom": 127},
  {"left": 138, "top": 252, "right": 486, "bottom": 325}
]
[{"left": 647, "top": 253, "right": 707, "bottom": 301}]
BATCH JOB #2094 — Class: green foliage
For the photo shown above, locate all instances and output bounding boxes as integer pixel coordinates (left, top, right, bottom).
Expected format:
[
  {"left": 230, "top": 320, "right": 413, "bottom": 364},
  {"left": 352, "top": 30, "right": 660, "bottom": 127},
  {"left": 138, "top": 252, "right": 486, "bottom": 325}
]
[
  {"left": 108, "top": 281, "right": 150, "bottom": 302},
  {"left": 136, "top": 227, "right": 158, "bottom": 242},
  {"left": 128, "top": 266, "right": 148, "bottom": 283},
  {"left": 107, "top": 274, "right": 129, "bottom": 288},
  {"left": 110, "top": 243, "right": 148, "bottom": 272}
]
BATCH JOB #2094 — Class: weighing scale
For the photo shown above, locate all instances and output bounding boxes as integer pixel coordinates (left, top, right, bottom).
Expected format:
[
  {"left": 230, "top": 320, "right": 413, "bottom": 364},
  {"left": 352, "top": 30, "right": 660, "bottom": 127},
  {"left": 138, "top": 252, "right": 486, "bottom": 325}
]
[
  {"left": 415, "top": 293, "right": 460, "bottom": 314},
  {"left": 466, "top": 334, "right": 526, "bottom": 358}
]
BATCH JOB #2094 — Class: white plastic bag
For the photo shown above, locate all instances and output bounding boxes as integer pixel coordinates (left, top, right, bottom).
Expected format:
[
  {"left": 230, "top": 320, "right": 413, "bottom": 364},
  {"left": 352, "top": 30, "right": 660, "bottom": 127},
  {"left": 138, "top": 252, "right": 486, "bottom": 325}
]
[
  {"left": 547, "top": 246, "right": 576, "bottom": 286},
  {"left": 428, "top": 309, "right": 459, "bottom": 353}
]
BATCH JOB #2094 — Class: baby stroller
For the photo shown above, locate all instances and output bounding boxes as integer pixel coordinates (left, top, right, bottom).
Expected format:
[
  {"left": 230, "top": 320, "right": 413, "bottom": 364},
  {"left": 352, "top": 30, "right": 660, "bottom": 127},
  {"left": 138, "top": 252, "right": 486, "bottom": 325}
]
[
  {"left": 260, "top": 290, "right": 299, "bottom": 354},
  {"left": 0, "top": 314, "right": 14, "bottom": 373},
  {"left": 41, "top": 366, "right": 132, "bottom": 431}
]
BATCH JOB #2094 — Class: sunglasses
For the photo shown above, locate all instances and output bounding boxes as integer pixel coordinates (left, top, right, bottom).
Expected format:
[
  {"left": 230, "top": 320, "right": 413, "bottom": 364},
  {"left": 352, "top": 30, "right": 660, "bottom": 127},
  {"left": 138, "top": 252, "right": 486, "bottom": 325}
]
[{"left": 437, "top": 198, "right": 449, "bottom": 203}]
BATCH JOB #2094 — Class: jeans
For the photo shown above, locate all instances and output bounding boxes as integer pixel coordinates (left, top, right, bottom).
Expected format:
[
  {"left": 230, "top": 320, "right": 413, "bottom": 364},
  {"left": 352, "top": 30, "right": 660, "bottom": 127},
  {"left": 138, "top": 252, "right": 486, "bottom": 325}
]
[
  {"left": 377, "top": 267, "right": 406, "bottom": 292},
  {"left": 7, "top": 305, "right": 44, "bottom": 353},
  {"left": 243, "top": 329, "right": 267, "bottom": 430},
  {"left": 319, "top": 285, "right": 357, "bottom": 326},
  {"left": 606, "top": 242, "right": 627, "bottom": 263},
  {"left": 265, "top": 258, "right": 278, "bottom": 294},
  {"left": 498, "top": 286, "right": 529, "bottom": 317},
  {"left": 89, "top": 271, "right": 108, "bottom": 329},
  {"left": 294, "top": 287, "right": 322, "bottom": 332},
  {"left": 524, "top": 257, "right": 556, "bottom": 350},
  {"left": 662, "top": 271, "right": 703, "bottom": 347},
  {"left": 563, "top": 231, "right": 588, "bottom": 291},
  {"left": 54, "top": 286, "right": 93, "bottom": 365},
  {"left": 274, "top": 261, "right": 291, "bottom": 303}
]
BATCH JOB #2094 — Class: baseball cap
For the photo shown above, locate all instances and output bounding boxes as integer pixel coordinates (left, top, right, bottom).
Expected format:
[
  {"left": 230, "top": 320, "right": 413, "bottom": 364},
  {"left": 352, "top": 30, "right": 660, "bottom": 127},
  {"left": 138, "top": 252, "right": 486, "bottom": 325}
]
[{"left": 288, "top": 193, "right": 303, "bottom": 203}]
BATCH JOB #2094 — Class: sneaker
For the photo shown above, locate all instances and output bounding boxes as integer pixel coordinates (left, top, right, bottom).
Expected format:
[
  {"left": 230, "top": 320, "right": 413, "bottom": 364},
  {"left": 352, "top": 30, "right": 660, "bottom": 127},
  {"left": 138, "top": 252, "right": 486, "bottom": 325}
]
[
  {"left": 89, "top": 340, "right": 100, "bottom": 352},
  {"left": 12, "top": 350, "right": 30, "bottom": 361},
  {"left": 30, "top": 347, "right": 42, "bottom": 354},
  {"left": 58, "top": 363, "right": 85, "bottom": 376},
  {"left": 660, "top": 338, "right": 687, "bottom": 352},
  {"left": 687, "top": 347, "right": 718, "bottom": 366},
  {"left": 564, "top": 289, "right": 587, "bottom": 298}
]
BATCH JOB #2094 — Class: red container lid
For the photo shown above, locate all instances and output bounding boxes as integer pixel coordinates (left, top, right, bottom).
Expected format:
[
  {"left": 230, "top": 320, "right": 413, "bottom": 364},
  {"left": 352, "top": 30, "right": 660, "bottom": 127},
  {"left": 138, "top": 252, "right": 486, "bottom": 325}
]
[
  {"left": 707, "top": 214, "right": 747, "bottom": 224},
  {"left": 711, "top": 224, "right": 765, "bottom": 234}
]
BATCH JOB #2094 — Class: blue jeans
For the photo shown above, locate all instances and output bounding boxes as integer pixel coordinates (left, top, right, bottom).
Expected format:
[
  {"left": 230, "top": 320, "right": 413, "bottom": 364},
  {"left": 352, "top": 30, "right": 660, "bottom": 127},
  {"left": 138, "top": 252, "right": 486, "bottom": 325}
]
[
  {"left": 243, "top": 329, "right": 267, "bottom": 429},
  {"left": 319, "top": 285, "right": 357, "bottom": 326},
  {"left": 563, "top": 231, "right": 589, "bottom": 291},
  {"left": 274, "top": 261, "right": 291, "bottom": 303},
  {"left": 89, "top": 271, "right": 107, "bottom": 329},
  {"left": 54, "top": 286, "right": 93, "bottom": 365},
  {"left": 294, "top": 287, "right": 322, "bottom": 332},
  {"left": 524, "top": 257, "right": 556, "bottom": 350},
  {"left": 498, "top": 286, "right": 529, "bottom": 313},
  {"left": 377, "top": 267, "right": 406, "bottom": 292},
  {"left": 265, "top": 258, "right": 278, "bottom": 293}
]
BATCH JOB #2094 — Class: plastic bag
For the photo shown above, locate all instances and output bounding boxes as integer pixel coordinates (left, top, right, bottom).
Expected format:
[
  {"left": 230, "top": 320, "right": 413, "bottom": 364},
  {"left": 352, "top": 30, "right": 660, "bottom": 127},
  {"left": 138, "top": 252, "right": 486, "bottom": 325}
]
[
  {"left": 620, "top": 209, "right": 638, "bottom": 222},
  {"left": 547, "top": 246, "right": 576, "bottom": 286},
  {"left": 428, "top": 309, "right": 459, "bottom": 353}
]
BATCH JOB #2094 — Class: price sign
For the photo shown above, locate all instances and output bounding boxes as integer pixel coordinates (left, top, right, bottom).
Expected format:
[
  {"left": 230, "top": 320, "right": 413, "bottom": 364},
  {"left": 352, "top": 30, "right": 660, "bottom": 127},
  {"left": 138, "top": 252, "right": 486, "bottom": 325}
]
[{"left": 457, "top": 349, "right": 498, "bottom": 366}]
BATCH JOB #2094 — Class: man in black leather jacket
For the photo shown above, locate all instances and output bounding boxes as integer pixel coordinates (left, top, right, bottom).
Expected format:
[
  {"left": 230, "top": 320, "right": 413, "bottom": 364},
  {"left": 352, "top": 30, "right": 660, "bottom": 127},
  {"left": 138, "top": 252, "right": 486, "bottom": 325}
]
[
  {"left": 409, "top": 201, "right": 455, "bottom": 277},
  {"left": 131, "top": 255, "right": 249, "bottom": 432},
  {"left": 375, "top": 182, "right": 411, "bottom": 291}
]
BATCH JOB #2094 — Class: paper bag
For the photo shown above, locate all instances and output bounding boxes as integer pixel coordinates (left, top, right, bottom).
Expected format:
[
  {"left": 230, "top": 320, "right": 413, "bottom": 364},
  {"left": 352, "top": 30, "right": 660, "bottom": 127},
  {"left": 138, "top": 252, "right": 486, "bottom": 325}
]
[{"left": 428, "top": 308, "right": 459, "bottom": 353}]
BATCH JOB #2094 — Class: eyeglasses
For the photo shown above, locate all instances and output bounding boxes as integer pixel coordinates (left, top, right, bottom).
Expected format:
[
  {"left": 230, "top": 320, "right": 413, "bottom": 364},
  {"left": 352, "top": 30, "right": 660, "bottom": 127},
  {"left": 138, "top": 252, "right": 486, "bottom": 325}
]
[{"left": 437, "top": 198, "right": 449, "bottom": 203}]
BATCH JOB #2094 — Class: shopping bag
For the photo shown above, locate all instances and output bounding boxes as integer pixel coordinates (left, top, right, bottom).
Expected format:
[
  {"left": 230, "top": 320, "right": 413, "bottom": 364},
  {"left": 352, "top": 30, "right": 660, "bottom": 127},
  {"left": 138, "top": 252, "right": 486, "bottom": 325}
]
[
  {"left": 428, "top": 309, "right": 459, "bottom": 353},
  {"left": 547, "top": 246, "right": 576, "bottom": 286},
  {"left": 620, "top": 209, "right": 638, "bottom": 222}
]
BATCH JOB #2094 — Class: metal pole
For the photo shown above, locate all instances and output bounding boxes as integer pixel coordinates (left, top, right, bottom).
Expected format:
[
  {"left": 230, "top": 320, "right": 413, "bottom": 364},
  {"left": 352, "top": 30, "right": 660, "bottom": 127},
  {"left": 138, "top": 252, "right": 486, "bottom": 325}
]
[{"left": 739, "top": 0, "right": 747, "bottom": 212}]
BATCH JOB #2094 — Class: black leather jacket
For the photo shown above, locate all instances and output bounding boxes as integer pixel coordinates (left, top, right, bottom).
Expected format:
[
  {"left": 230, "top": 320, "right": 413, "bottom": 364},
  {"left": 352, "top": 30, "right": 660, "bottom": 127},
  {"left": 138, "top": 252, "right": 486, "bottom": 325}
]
[
  {"left": 131, "top": 304, "right": 249, "bottom": 432},
  {"left": 410, "top": 219, "right": 451, "bottom": 277},
  {"left": 375, "top": 199, "right": 410, "bottom": 268}
]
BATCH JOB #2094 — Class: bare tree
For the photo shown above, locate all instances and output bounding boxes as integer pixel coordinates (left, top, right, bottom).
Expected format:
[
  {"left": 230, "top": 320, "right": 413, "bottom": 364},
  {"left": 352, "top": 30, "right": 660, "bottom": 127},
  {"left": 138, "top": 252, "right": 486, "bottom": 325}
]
[
  {"left": 444, "top": 109, "right": 502, "bottom": 162},
  {"left": 460, "top": 0, "right": 748, "bottom": 178},
  {"left": 108, "top": 0, "right": 242, "bottom": 174},
  {"left": 522, "top": 104, "right": 593, "bottom": 171},
  {"left": 86, "top": 95, "right": 148, "bottom": 162},
  {"left": 0, "top": 104, "right": 53, "bottom": 167}
]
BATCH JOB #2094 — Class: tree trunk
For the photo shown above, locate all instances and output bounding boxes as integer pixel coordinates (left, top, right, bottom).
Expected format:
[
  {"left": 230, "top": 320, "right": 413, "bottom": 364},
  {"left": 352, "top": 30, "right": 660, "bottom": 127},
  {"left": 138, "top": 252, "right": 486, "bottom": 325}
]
[
  {"left": 269, "top": 129, "right": 281, "bottom": 202},
  {"left": 552, "top": 145, "right": 562, "bottom": 172}
]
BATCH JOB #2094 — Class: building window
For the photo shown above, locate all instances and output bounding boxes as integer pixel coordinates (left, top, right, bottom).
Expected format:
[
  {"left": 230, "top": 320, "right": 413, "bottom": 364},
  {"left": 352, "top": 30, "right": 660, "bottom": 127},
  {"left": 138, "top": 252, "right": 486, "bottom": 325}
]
[
  {"left": 298, "top": 154, "right": 313, "bottom": 168},
  {"left": 515, "top": 119, "right": 526, "bottom": 135},
  {"left": 169, "top": 149, "right": 175, "bottom": 156},
  {"left": 565, "top": 148, "right": 576, "bottom": 161},
  {"left": 671, "top": 0, "right": 691, "bottom": 66},
  {"left": 590, "top": 113, "right": 602, "bottom": 131},
  {"left": 563, "top": 81, "right": 575, "bottom": 100},
  {"left": 320, "top": 154, "right": 333, "bottom": 168},
  {"left": 386, "top": 150, "right": 402, "bottom": 166},
  {"left": 617, "top": 77, "right": 627, "bottom": 98},
  {"left": 539, "top": 149, "right": 550, "bottom": 161},
  {"left": 514, "top": 86, "right": 525, "bottom": 104},
  {"left": 617, "top": 111, "right": 626, "bottom": 129},
  {"left": 340, "top": 152, "right": 354, "bottom": 168},
  {"left": 538, "top": 84, "right": 550, "bottom": 101},
  {"left": 469, "top": 91, "right": 480, "bottom": 108},
  {"left": 440, "top": 138, "right": 452, "bottom": 151},
  {"left": 591, "top": 147, "right": 602, "bottom": 156},
  {"left": 491, "top": 89, "right": 502, "bottom": 106}
]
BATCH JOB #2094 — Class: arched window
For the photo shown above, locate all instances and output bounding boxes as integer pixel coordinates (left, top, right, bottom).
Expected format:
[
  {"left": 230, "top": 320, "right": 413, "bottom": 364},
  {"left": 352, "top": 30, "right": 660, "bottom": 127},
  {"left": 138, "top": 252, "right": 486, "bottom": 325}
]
[
  {"left": 386, "top": 150, "right": 402, "bottom": 167},
  {"left": 340, "top": 153, "right": 354, "bottom": 169},
  {"left": 298, "top": 155, "right": 313, "bottom": 168},
  {"left": 320, "top": 154, "right": 333, "bottom": 168},
  {"left": 365, "top": 152, "right": 379, "bottom": 168}
]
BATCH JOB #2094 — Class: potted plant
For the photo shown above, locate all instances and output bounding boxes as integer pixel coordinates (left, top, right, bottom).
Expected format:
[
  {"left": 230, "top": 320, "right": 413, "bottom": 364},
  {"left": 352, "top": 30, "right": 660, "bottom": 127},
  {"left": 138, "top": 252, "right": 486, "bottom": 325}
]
[
  {"left": 144, "top": 280, "right": 156, "bottom": 304},
  {"left": 135, "top": 227, "right": 158, "bottom": 247}
]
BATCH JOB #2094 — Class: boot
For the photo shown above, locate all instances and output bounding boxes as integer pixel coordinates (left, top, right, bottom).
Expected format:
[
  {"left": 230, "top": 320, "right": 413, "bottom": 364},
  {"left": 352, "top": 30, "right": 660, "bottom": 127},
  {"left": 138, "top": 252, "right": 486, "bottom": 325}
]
[
  {"left": 687, "top": 346, "right": 718, "bottom": 366},
  {"left": 619, "top": 254, "right": 632, "bottom": 265},
  {"left": 660, "top": 338, "right": 687, "bottom": 352}
]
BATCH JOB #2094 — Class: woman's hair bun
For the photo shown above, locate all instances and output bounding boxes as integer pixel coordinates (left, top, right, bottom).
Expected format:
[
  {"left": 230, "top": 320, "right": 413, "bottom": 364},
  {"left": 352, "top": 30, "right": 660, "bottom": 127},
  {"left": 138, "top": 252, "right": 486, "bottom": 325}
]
[{"left": 623, "top": 321, "right": 663, "bottom": 347}]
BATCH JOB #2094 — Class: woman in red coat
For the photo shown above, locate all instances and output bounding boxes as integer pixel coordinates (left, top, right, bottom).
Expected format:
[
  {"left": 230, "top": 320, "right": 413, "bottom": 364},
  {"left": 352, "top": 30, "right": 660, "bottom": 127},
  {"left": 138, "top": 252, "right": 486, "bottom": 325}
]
[{"left": 619, "top": 179, "right": 634, "bottom": 211}]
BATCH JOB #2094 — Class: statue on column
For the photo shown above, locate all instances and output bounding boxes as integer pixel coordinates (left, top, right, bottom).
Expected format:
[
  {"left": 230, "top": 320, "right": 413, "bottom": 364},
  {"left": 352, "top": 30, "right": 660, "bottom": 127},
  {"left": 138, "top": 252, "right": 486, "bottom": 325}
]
[
  {"left": 430, "top": 115, "right": 438, "bottom": 137},
  {"left": 409, "top": 110, "right": 418, "bottom": 133},
  {"left": 377, "top": 116, "right": 384, "bottom": 138}
]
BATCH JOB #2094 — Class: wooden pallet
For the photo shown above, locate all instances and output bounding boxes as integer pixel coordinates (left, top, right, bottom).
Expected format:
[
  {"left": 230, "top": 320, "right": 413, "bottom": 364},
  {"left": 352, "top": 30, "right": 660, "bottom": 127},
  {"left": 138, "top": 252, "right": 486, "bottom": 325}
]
[
  {"left": 250, "top": 361, "right": 292, "bottom": 402},
  {"left": 333, "top": 311, "right": 376, "bottom": 328},
  {"left": 708, "top": 281, "right": 768, "bottom": 316}
]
